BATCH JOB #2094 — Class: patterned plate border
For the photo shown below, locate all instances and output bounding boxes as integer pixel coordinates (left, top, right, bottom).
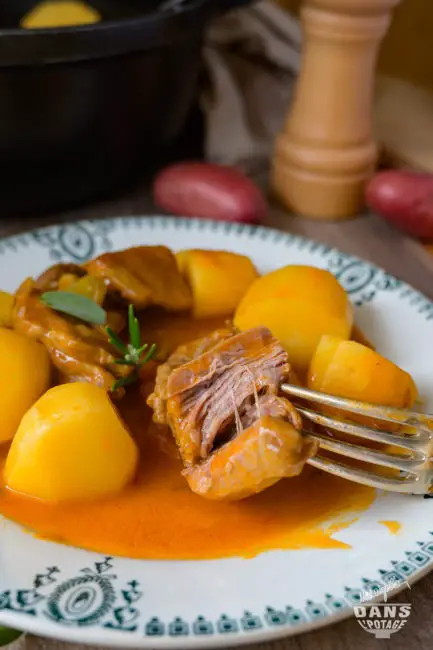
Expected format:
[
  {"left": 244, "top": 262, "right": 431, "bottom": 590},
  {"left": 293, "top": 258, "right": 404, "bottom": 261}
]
[
  {"left": 1, "top": 216, "right": 431, "bottom": 315},
  {"left": 1, "top": 536, "right": 433, "bottom": 642},
  {"left": 0, "top": 215, "right": 432, "bottom": 647}
]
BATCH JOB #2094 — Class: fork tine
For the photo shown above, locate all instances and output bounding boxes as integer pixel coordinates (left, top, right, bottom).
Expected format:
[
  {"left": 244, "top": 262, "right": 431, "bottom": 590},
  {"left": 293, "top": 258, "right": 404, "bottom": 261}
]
[
  {"left": 307, "top": 431, "right": 427, "bottom": 472},
  {"left": 281, "top": 383, "right": 433, "bottom": 429},
  {"left": 298, "top": 407, "right": 431, "bottom": 450},
  {"left": 307, "top": 455, "right": 423, "bottom": 494}
]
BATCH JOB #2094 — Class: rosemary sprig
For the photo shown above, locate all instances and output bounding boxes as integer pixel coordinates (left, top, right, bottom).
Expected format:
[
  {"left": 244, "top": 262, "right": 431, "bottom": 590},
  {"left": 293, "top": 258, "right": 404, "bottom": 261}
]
[{"left": 107, "top": 305, "right": 157, "bottom": 392}]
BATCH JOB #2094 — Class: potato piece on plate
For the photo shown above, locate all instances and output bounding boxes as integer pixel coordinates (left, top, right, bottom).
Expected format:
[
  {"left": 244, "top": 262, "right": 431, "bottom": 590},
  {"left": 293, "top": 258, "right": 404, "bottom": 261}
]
[
  {"left": 234, "top": 266, "right": 353, "bottom": 373},
  {"left": 0, "top": 328, "right": 51, "bottom": 443},
  {"left": 177, "top": 249, "right": 258, "bottom": 318},
  {"left": 66, "top": 274, "right": 107, "bottom": 305},
  {"left": 0, "top": 291, "right": 15, "bottom": 327},
  {"left": 5, "top": 383, "right": 138, "bottom": 502},
  {"left": 308, "top": 335, "right": 417, "bottom": 408},
  {"left": 236, "top": 265, "right": 350, "bottom": 316}
]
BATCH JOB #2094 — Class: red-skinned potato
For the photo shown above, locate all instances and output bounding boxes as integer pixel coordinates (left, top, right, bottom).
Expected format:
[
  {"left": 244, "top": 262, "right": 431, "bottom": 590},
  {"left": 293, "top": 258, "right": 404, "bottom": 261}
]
[
  {"left": 366, "top": 170, "right": 433, "bottom": 238},
  {"left": 153, "top": 162, "right": 267, "bottom": 224}
]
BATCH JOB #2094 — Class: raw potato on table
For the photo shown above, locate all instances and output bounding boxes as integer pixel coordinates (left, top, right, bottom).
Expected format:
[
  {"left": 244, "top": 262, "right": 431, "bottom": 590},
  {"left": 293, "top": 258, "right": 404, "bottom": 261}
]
[{"left": 153, "top": 162, "right": 268, "bottom": 224}]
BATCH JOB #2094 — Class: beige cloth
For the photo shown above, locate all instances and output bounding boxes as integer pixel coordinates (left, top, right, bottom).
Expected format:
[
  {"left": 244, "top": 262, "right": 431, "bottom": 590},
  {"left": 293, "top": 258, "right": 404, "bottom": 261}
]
[
  {"left": 375, "top": 75, "right": 433, "bottom": 173},
  {"left": 202, "top": 1, "right": 301, "bottom": 175}
]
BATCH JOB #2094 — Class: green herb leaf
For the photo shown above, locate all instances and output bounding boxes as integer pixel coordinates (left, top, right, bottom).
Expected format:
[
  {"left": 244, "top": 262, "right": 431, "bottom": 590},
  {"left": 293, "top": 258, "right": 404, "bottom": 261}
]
[
  {"left": 112, "top": 372, "right": 140, "bottom": 391},
  {"left": 41, "top": 291, "right": 106, "bottom": 326},
  {"left": 113, "top": 359, "right": 137, "bottom": 366},
  {"left": 142, "top": 343, "right": 157, "bottom": 364},
  {"left": 109, "top": 305, "right": 157, "bottom": 392},
  {"left": 106, "top": 327, "right": 128, "bottom": 355},
  {"left": 0, "top": 627, "right": 23, "bottom": 646},
  {"left": 128, "top": 304, "right": 141, "bottom": 350}
]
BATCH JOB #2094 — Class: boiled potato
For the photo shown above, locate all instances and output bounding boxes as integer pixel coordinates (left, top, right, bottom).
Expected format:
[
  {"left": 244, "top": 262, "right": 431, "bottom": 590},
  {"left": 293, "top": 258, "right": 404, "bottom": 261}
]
[
  {"left": 177, "top": 249, "right": 258, "bottom": 318},
  {"left": 0, "top": 291, "right": 15, "bottom": 327},
  {"left": 0, "top": 328, "right": 51, "bottom": 443},
  {"left": 58, "top": 273, "right": 106, "bottom": 304},
  {"left": 308, "top": 335, "right": 417, "bottom": 408},
  {"left": 234, "top": 266, "right": 353, "bottom": 373},
  {"left": 5, "top": 383, "right": 138, "bottom": 503},
  {"left": 67, "top": 274, "right": 107, "bottom": 305},
  {"left": 236, "top": 265, "right": 350, "bottom": 316},
  {"left": 57, "top": 273, "right": 78, "bottom": 290}
]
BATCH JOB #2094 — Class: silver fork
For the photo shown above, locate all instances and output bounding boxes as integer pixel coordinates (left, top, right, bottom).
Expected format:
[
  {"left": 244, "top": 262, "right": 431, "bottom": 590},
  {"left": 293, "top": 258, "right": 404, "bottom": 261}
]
[{"left": 281, "top": 384, "right": 433, "bottom": 495}]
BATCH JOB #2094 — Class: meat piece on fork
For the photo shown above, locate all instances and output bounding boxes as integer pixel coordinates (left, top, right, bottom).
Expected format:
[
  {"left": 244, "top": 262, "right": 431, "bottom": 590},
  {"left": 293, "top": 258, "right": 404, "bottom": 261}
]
[{"left": 148, "top": 327, "right": 317, "bottom": 500}]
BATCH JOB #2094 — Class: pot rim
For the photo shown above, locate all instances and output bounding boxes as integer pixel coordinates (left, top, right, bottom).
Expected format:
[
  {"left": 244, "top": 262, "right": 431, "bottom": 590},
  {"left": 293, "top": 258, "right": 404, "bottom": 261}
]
[{"left": 0, "top": 0, "right": 213, "bottom": 67}]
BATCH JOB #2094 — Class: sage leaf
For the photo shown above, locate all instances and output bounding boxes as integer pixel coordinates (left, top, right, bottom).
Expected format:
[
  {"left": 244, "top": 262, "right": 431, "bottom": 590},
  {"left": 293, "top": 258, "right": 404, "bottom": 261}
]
[{"left": 41, "top": 291, "right": 106, "bottom": 326}]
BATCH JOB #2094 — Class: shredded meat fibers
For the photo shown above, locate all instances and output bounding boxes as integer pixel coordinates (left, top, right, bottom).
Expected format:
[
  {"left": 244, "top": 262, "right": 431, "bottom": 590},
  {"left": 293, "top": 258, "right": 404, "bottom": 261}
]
[{"left": 147, "top": 327, "right": 317, "bottom": 500}]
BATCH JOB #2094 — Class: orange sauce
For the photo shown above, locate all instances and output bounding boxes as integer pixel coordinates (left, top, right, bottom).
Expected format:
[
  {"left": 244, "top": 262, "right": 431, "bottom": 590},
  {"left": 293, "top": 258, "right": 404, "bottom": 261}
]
[
  {"left": 0, "top": 314, "right": 377, "bottom": 560},
  {"left": 380, "top": 520, "right": 402, "bottom": 535}
]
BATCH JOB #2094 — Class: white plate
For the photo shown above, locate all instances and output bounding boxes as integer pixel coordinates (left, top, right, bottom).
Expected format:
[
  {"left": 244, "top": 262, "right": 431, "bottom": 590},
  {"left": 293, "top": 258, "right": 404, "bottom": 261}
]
[{"left": 0, "top": 216, "right": 432, "bottom": 648}]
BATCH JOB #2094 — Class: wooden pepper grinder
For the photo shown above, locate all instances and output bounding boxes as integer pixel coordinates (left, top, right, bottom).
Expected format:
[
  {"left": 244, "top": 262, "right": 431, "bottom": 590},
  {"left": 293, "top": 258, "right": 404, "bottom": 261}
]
[{"left": 272, "top": 0, "right": 401, "bottom": 220}]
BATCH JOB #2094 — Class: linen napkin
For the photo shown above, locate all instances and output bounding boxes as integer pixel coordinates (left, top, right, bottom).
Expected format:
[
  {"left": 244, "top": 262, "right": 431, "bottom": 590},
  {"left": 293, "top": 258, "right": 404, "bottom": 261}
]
[{"left": 201, "top": 0, "right": 301, "bottom": 175}]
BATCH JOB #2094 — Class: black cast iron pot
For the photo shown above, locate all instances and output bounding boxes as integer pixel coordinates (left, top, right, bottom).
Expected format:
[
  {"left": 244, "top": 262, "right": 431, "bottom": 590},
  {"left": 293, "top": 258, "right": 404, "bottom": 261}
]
[{"left": 0, "top": 0, "right": 249, "bottom": 215}]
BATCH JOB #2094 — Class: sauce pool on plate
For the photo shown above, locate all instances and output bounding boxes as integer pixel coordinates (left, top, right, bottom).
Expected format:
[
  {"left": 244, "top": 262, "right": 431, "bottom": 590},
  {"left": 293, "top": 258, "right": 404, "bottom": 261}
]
[{"left": 0, "top": 314, "right": 376, "bottom": 560}]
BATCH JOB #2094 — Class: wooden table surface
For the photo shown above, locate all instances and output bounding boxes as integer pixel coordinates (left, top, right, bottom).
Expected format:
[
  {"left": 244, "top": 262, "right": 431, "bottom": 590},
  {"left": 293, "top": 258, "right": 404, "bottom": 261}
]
[{"left": 4, "top": 183, "right": 433, "bottom": 650}]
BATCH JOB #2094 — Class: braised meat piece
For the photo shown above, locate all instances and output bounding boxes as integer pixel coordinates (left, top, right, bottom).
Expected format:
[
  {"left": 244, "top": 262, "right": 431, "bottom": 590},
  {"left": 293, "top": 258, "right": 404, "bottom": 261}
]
[
  {"left": 13, "top": 278, "right": 130, "bottom": 391},
  {"left": 166, "top": 327, "right": 292, "bottom": 466},
  {"left": 13, "top": 245, "right": 194, "bottom": 391},
  {"left": 34, "top": 263, "right": 87, "bottom": 291},
  {"left": 148, "top": 327, "right": 234, "bottom": 425},
  {"left": 86, "top": 246, "right": 192, "bottom": 311},
  {"left": 185, "top": 415, "right": 317, "bottom": 500},
  {"left": 148, "top": 327, "right": 317, "bottom": 500}
]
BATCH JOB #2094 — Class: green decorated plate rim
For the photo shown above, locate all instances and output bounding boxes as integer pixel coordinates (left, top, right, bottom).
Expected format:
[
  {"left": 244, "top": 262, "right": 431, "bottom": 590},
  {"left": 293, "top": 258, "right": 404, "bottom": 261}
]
[{"left": 0, "top": 215, "right": 432, "bottom": 318}]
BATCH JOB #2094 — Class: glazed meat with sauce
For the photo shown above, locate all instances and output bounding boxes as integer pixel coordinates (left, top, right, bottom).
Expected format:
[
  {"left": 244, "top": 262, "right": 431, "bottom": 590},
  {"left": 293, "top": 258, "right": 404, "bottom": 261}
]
[
  {"left": 166, "top": 327, "right": 293, "bottom": 465},
  {"left": 148, "top": 327, "right": 234, "bottom": 424},
  {"left": 35, "top": 263, "right": 87, "bottom": 291},
  {"left": 35, "top": 246, "right": 192, "bottom": 314},
  {"left": 12, "top": 246, "right": 193, "bottom": 391},
  {"left": 86, "top": 246, "right": 192, "bottom": 311},
  {"left": 13, "top": 278, "right": 131, "bottom": 392},
  {"left": 148, "top": 327, "right": 317, "bottom": 500},
  {"left": 185, "top": 414, "right": 316, "bottom": 501}
]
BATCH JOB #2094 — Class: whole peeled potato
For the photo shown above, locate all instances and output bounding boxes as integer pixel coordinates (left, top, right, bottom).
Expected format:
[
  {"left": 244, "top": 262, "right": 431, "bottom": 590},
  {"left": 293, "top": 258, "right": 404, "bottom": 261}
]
[
  {"left": 366, "top": 170, "right": 433, "bottom": 238},
  {"left": 308, "top": 335, "right": 417, "bottom": 409},
  {"left": 234, "top": 266, "right": 353, "bottom": 373},
  {"left": 153, "top": 162, "right": 267, "bottom": 224},
  {"left": 5, "top": 383, "right": 138, "bottom": 503},
  {"left": 176, "top": 249, "right": 259, "bottom": 318},
  {"left": 0, "top": 328, "right": 51, "bottom": 443}
]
